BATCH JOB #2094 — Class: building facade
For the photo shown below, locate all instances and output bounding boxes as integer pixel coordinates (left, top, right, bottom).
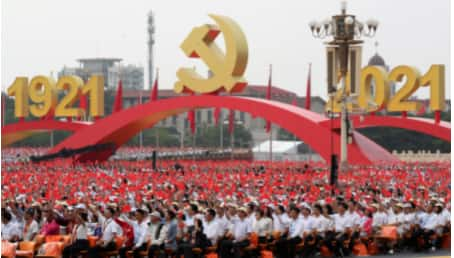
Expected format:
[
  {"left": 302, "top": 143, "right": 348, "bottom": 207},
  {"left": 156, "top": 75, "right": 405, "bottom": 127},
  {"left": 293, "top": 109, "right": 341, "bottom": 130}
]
[
  {"left": 58, "top": 58, "right": 122, "bottom": 89},
  {"left": 108, "top": 64, "right": 144, "bottom": 90}
]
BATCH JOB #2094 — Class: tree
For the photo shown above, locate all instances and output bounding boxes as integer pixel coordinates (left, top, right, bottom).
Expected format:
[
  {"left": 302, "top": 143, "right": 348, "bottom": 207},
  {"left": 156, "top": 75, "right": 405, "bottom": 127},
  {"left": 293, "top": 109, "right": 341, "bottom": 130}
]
[
  {"left": 184, "top": 123, "right": 253, "bottom": 148},
  {"left": 277, "top": 127, "right": 296, "bottom": 141}
]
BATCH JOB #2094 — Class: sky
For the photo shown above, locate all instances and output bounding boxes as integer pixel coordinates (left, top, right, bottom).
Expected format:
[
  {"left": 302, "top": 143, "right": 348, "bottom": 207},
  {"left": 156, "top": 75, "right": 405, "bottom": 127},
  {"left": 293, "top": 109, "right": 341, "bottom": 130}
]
[{"left": 1, "top": 0, "right": 451, "bottom": 100}]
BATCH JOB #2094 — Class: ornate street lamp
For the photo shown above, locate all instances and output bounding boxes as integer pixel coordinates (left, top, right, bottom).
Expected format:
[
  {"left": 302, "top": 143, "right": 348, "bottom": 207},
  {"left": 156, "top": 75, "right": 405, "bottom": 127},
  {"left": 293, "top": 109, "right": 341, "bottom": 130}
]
[{"left": 309, "top": 1, "right": 378, "bottom": 170}]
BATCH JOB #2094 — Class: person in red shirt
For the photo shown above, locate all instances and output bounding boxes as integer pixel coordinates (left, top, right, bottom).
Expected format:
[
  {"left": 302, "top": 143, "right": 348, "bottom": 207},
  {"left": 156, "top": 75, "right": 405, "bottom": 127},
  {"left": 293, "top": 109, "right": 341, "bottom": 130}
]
[{"left": 40, "top": 209, "right": 60, "bottom": 236}]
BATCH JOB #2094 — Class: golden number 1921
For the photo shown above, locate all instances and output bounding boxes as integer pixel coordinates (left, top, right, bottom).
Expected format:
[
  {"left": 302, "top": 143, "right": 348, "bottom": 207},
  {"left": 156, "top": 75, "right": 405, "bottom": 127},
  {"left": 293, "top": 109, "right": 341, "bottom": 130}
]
[{"left": 7, "top": 75, "right": 104, "bottom": 118}]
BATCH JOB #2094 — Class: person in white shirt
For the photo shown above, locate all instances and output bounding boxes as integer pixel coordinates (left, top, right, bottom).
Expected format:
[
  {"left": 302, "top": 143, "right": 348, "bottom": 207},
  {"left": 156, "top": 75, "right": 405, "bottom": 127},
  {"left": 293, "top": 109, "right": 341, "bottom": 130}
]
[
  {"left": 272, "top": 205, "right": 289, "bottom": 235},
  {"left": 1, "top": 210, "right": 21, "bottom": 242},
  {"left": 119, "top": 209, "right": 149, "bottom": 258},
  {"left": 346, "top": 202, "right": 361, "bottom": 230},
  {"left": 148, "top": 211, "right": 167, "bottom": 258},
  {"left": 184, "top": 204, "right": 199, "bottom": 229},
  {"left": 62, "top": 212, "right": 89, "bottom": 258},
  {"left": 439, "top": 204, "right": 450, "bottom": 231},
  {"left": 419, "top": 204, "right": 444, "bottom": 251},
  {"left": 215, "top": 206, "right": 230, "bottom": 238},
  {"left": 372, "top": 204, "right": 388, "bottom": 231},
  {"left": 253, "top": 209, "right": 273, "bottom": 243},
  {"left": 402, "top": 203, "right": 416, "bottom": 233},
  {"left": 219, "top": 207, "right": 252, "bottom": 258},
  {"left": 300, "top": 204, "right": 317, "bottom": 258},
  {"left": 88, "top": 207, "right": 121, "bottom": 258},
  {"left": 388, "top": 203, "right": 405, "bottom": 236},
  {"left": 331, "top": 203, "right": 352, "bottom": 257},
  {"left": 22, "top": 208, "right": 39, "bottom": 241},
  {"left": 203, "top": 208, "right": 221, "bottom": 246},
  {"left": 276, "top": 206, "right": 303, "bottom": 258},
  {"left": 247, "top": 202, "right": 257, "bottom": 228}
]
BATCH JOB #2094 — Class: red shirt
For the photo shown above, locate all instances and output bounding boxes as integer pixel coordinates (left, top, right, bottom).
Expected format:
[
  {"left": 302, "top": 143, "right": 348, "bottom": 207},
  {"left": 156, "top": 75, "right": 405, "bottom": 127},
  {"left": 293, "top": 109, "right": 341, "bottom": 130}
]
[{"left": 41, "top": 219, "right": 60, "bottom": 236}]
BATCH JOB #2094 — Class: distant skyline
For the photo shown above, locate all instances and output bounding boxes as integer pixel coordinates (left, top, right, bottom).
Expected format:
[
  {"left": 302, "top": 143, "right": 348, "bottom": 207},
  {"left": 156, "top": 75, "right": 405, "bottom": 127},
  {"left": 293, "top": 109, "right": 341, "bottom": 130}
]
[{"left": 1, "top": 0, "right": 451, "bottom": 100}]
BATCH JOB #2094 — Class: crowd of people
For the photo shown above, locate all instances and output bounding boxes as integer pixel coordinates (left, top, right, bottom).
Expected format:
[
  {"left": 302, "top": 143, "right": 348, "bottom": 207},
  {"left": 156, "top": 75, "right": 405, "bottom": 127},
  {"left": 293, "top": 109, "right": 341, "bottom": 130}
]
[{"left": 1, "top": 155, "right": 451, "bottom": 257}]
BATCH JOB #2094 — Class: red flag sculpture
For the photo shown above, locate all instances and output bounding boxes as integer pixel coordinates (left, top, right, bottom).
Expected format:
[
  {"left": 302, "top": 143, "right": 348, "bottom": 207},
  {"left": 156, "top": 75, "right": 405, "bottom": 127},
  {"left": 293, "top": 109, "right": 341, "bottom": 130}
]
[
  {"left": 305, "top": 63, "right": 312, "bottom": 110},
  {"left": 113, "top": 80, "right": 123, "bottom": 113}
]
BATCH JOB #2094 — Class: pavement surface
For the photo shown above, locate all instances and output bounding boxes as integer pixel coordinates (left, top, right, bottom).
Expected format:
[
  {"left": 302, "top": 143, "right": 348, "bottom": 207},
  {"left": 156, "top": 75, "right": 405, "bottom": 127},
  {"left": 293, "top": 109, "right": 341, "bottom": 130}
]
[{"left": 356, "top": 249, "right": 451, "bottom": 258}]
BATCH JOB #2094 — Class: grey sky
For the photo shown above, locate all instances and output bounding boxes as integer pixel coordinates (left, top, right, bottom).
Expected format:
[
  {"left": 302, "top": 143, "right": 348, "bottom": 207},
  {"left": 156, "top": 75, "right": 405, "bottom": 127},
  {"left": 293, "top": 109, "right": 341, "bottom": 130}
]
[{"left": 1, "top": 0, "right": 450, "bottom": 100}]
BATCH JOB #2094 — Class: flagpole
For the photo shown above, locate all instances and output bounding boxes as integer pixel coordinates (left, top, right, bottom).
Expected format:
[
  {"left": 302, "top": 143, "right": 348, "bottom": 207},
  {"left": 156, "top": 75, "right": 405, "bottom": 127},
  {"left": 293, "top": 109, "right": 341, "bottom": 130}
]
[
  {"left": 219, "top": 110, "right": 223, "bottom": 149},
  {"left": 269, "top": 126, "right": 273, "bottom": 162},
  {"left": 153, "top": 67, "right": 159, "bottom": 150},
  {"left": 268, "top": 64, "right": 273, "bottom": 162},
  {"left": 139, "top": 90, "right": 143, "bottom": 148},
  {"left": 192, "top": 129, "right": 196, "bottom": 161},
  {"left": 2, "top": 94, "right": 5, "bottom": 126}
]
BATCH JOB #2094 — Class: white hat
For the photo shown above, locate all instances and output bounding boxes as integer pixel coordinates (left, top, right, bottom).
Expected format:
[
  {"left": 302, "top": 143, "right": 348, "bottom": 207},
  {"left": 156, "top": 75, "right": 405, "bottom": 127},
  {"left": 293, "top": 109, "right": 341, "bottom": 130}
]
[
  {"left": 75, "top": 203, "right": 87, "bottom": 210},
  {"left": 267, "top": 203, "right": 276, "bottom": 210},
  {"left": 150, "top": 211, "right": 161, "bottom": 218},
  {"left": 238, "top": 207, "right": 248, "bottom": 213}
]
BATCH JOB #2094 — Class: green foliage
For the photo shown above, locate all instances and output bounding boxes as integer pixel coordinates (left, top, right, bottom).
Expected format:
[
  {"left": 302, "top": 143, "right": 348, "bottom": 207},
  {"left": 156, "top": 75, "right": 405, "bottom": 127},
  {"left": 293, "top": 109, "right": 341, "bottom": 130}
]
[
  {"left": 277, "top": 127, "right": 296, "bottom": 141},
  {"left": 358, "top": 127, "right": 450, "bottom": 152},
  {"left": 184, "top": 123, "right": 252, "bottom": 148}
]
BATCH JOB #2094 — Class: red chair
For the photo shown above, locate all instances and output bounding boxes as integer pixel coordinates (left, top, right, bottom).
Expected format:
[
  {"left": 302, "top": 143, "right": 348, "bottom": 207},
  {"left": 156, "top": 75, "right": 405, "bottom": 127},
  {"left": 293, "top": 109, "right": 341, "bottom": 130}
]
[
  {"left": 36, "top": 242, "right": 64, "bottom": 258},
  {"left": 1, "top": 241, "right": 16, "bottom": 258},
  {"left": 441, "top": 233, "right": 451, "bottom": 249},
  {"left": 16, "top": 241, "right": 37, "bottom": 258}
]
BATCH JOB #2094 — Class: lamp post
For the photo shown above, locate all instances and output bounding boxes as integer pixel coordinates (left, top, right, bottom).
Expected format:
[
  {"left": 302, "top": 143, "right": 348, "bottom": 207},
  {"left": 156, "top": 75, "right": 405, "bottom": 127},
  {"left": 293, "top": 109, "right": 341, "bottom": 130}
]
[{"left": 309, "top": 1, "right": 378, "bottom": 170}]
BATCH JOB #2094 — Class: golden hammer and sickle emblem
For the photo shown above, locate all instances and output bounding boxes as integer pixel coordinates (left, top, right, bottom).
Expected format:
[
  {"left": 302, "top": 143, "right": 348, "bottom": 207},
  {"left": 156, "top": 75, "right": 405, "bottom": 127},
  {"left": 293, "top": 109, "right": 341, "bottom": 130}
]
[{"left": 174, "top": 14, "right": 248, "bottom": 94}]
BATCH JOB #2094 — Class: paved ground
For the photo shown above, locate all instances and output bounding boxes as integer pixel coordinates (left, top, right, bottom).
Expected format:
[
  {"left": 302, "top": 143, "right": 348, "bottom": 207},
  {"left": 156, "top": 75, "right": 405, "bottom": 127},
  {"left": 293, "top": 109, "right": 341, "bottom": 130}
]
[{"left": 358, "top": 249, "right": 451, "bottom": 258}]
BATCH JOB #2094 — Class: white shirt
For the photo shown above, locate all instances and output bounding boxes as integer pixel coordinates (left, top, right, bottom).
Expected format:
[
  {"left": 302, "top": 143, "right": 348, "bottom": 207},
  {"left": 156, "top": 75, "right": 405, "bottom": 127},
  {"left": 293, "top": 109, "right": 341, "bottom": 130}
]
[
  {"left": 272, "top": 213, "right": 289, "bottom": 233},
  {"left": 423, "top": 213, "right": 443, "bottom": 230},
  {"left": 416, "top": 211, "right": 428, "bottom": 226},
  {"left": 2, "top": 221, "right": 21, "bottom": 241},
  {"left": 73, "top": 223, "right": 88, "bottom": 240},
  {"left": 253, "top": 217, "right": 273, "bottom": 237},
  {"left": 441, "top": 209, "right": 450, "bottom": 225},
  {"left": 134, "top": 221, "right": 149, "bottom": 248},
  {"left": 185, "top": 215, "right": 195, "bottom": 227},
  {"left": 215, "top": 215, "right": 230, "bottom": 236},
  {"left": 288, "top": 217, "right": 304, "bottom": 238},
  {"left": 372, "top": 211, "right": 388, "bottom": 227},
  {"left": 203, "top": 219, "right": 220, "bottom": 245},
  {"left": 320, "top": 216, "right": 334, "bottom": 233},
  {"left": 333, "top": 213, "right": 349, "bottom": 233},
  {"left": 311, "top": 215, "right": 326, "bottom": 233},
  {"left": 388, "top": 212, "right": 404, "bottom": 225},
  {"left": 248, "top": 213, "right": 257, "bottom": 229},
  {"left": 23, "top": 220, "right": 39, "bottom": 241},
  {"left": 102, "top": 218, "right": 121, "bottom": 245},
  {"left": 300, "top": 215, "right": 313, "bottom": 234},
  {"left": 345, "top": 211, "right": 361, "bottom": 228},
  {"left": 402, "top": 212, "right": 416, "bottom": 231},
  {"left": 231, "top": 218, "right": 252, "bottom": 242},
  {"left": 149, "top": 222, "right": 166, "bottom": 245}
]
